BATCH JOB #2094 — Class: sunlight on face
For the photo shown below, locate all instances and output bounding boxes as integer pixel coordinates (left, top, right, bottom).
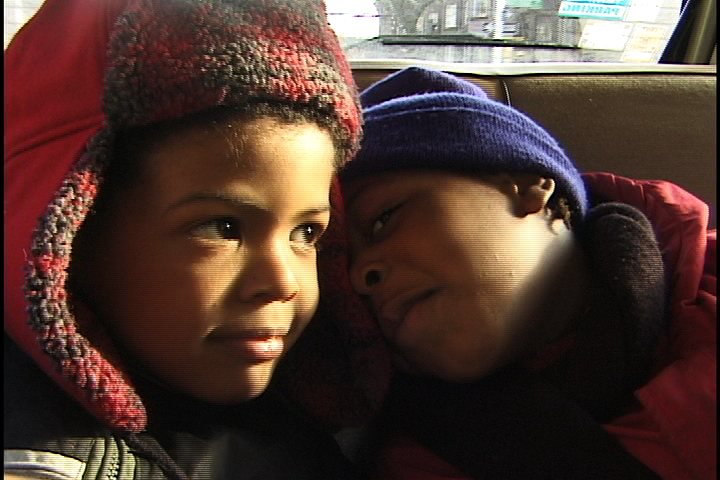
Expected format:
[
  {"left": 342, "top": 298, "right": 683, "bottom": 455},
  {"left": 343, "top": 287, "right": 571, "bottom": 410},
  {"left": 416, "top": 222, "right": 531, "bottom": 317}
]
[{"left": 81, "top": 118, "right": 336, "bottom": 403}]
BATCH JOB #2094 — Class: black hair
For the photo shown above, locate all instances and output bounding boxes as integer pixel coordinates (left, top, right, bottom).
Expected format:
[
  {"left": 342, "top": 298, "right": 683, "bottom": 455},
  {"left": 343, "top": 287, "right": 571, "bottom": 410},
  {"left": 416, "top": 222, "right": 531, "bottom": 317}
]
[
  {"left": 548, "top": 195, "right": 574, "bottom": 228},
  {"left": 89, "top": 99, "right": 347, "bottom": 220},
  {"left": 107, "top": 100, "right": 346, "bottom": 188}
]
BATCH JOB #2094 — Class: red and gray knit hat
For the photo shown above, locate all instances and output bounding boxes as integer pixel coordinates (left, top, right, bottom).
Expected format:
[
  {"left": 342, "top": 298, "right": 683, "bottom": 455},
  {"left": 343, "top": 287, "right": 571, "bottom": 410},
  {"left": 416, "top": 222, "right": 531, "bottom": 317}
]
[{"left": 5, "top": 0, "right": 361, "bottom": 433}]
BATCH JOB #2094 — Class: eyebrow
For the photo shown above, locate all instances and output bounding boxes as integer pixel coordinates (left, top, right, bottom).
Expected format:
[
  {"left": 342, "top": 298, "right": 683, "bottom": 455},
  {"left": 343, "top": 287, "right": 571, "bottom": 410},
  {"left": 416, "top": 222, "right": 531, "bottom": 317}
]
[
  {"left": 165, "top": 192, "right": 330, "bottom": 218},
  {"left": 345, "top": 178, "right": 403, "bottom": 221}
]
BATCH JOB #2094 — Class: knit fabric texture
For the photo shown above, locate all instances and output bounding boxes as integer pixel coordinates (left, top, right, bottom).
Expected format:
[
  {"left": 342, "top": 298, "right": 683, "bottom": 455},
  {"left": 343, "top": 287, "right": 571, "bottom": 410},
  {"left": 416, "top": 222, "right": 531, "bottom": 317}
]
[
  {"left": 103, "top": 0, "right": 361, "bottom": 144},
  {"left": 21, "top": 0, "right": 361, "bottom": 433},
  {"left": 340, "top": 66, "right": 588, "bottom": 218}
]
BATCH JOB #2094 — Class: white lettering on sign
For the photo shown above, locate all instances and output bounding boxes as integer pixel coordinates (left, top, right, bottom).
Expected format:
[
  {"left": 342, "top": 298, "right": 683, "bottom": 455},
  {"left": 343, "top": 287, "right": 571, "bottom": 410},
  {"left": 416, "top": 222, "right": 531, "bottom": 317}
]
[{"left": 558, "top": 1, "right": 627, "bottom": 18}]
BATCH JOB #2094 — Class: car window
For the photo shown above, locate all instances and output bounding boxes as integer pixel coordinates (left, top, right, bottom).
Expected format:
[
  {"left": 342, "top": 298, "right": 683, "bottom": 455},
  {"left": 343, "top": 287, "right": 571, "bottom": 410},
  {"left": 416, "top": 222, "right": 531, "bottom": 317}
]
[
  {"left": 326, "top": 0, "right": 685, "bottom": 63},
  {"left": 4, "top": 0, "right": 43, "bottom": 49},
  {"left": 3, "top": 1, "right": 710, "bottom": 63}
]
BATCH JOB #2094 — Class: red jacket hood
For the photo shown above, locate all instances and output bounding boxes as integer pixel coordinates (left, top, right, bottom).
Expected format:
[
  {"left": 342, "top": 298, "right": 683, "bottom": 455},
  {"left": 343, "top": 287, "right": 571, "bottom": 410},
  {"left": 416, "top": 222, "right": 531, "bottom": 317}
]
[{"left": 4, "top": 0, "right": 144, "bottom": 431}]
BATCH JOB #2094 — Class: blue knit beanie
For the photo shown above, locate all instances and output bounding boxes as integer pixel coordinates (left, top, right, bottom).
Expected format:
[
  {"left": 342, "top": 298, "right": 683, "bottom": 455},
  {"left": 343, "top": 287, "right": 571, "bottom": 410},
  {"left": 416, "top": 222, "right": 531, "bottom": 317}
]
[{"left": 341, "top": 66, "right": 588, "bottom": 218}]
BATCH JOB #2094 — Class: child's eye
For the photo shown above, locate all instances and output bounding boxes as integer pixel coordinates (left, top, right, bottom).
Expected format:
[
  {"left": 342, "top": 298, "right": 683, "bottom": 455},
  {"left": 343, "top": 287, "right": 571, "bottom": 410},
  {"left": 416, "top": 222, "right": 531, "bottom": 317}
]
[
  {"left": 290, "top": 223, "right": 326, "bottom": 249},
  {"left": 371, "top": 204, "right": 402, "bottom": 236},
  {"left": 191, "top": 217, "right": 242, "bottom": 241}
]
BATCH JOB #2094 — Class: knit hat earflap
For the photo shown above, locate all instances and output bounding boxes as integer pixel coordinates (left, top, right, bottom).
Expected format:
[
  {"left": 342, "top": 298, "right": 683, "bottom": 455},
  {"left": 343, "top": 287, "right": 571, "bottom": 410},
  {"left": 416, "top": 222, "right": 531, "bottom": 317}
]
[{"left": 341, "top": 66, "right": 588, "bottom": 218}]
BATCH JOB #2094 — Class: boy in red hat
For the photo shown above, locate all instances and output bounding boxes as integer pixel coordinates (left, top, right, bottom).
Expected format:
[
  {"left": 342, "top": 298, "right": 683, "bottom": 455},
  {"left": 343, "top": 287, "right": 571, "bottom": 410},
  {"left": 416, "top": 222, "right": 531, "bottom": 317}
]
[{"left": 4, "top": 1, "right": 371, "bottom": 478}]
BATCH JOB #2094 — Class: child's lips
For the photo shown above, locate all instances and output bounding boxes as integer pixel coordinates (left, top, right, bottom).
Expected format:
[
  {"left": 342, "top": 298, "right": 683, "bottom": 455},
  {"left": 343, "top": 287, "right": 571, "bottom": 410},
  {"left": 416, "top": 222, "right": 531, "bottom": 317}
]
[
  {"left": 207, "top": 328, "right": 288, "bottom": 361},
  {"left": 378, "top": 288, "right": 439, "bottom": 336}
]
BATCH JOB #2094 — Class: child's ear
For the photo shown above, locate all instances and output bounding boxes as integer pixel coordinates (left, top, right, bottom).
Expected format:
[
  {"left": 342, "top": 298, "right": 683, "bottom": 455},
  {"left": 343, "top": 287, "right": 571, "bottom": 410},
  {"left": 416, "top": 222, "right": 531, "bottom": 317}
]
[{"left": 501, "top": 174, "right": 556, "bottom": 216}]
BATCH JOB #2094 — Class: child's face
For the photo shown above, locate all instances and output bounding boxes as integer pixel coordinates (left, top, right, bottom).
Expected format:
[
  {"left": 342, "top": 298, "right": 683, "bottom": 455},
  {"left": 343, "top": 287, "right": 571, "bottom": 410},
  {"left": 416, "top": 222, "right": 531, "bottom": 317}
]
[
  {"left": 346, "top": 171, "right": 566, "bottom": 382},
  {"left": 80, "top": 117, "right": 336, "bottom": 403}
]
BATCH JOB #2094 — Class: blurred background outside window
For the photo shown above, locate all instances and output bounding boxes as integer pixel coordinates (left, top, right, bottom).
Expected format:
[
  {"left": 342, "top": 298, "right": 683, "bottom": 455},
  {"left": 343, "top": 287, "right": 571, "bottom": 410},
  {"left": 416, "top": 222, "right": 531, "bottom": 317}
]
[
  {"left": 4, "top": 0, "right": 43, "bottom": 49},
  {"left": 325, "top": 0, "right": 682, "bottom": 63},
  {"left": 1, "top": 0, "right": 694, "bottom": 63}
]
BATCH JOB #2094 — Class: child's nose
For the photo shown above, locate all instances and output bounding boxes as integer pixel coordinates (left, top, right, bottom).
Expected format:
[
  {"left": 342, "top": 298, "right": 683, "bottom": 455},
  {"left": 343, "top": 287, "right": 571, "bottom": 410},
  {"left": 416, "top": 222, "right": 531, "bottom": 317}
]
[
  {"left": 350, "top": 257, "right": 387, "bottom": 295},
  {"left": 240, "top": 243, "right": 300, "bottom": 304}
]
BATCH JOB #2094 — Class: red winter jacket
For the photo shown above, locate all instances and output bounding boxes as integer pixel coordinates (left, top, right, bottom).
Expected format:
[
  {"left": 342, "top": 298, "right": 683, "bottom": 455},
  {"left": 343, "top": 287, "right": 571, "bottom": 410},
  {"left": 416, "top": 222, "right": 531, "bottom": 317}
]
[{"left": 373, "top": 173, "right": 716, "bottom": 480}]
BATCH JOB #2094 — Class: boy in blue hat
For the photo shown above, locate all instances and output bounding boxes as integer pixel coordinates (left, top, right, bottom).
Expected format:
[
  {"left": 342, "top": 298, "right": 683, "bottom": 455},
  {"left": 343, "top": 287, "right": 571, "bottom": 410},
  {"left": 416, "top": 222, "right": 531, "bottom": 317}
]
[{"left": 339, "top": 67, "right": 715, "bottom": 480}]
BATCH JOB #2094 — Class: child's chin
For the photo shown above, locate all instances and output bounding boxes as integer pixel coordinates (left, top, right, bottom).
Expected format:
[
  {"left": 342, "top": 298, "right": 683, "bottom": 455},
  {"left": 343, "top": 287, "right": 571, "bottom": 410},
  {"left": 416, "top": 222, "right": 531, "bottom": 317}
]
[
  {"left": 193, "top": 363, "right": 276, "bottom": 404},
  {"left": 401, "top": 355, "right": 490, "bottom": 383}
]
